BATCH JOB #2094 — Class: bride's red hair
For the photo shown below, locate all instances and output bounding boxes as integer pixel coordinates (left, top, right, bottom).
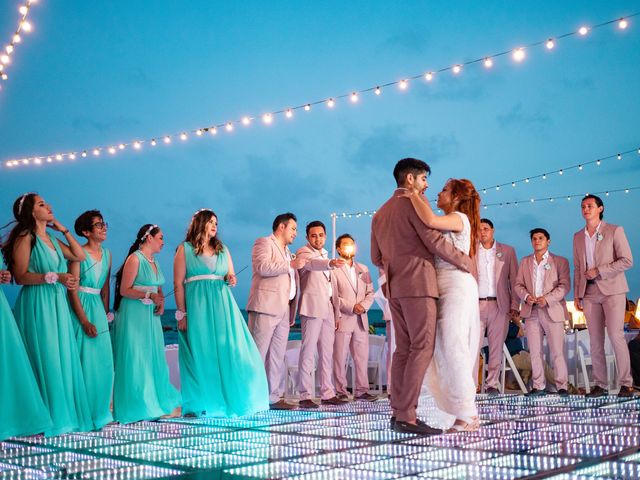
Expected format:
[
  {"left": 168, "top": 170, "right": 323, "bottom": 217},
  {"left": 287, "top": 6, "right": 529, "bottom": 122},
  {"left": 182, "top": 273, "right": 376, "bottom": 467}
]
[{"left": 447, "top": 178, "right": 481, "bottom": 257}]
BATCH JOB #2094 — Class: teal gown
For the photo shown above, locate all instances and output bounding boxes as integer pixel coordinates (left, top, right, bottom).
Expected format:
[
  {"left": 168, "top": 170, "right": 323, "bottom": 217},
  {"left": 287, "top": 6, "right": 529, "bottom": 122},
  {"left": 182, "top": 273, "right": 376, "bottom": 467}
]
[
  {"left": 0, "top": 254, "right": 52, "bottom": 440},
  {"left": 70, "top": 248, "right": 114, "bottom": 429},
  {"left": 178, "top": 242, "right": 268, "bottom": 416},
  {"left": 12, "top": 234, "right": 94, "bottom": 435},
  {"left": 112, "top": 251, "right": 180, "bottom": 423}
]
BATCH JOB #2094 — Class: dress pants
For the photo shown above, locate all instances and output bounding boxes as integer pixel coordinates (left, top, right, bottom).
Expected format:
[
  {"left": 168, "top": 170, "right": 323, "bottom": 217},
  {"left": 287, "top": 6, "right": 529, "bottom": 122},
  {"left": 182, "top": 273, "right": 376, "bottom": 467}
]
[
  {"left": 476, "top": 300, "right": 510, "bottom": 390},
  {"left": 583, "top": 283, "right": 633, "bottom": 388},
  {"left": 388, "top": 296, "right": 437, "bottom": 423},
  {"left": 297, "top": 311, "right": 336, "bottom": 400},
  {"left": 249, "top": 309, "right": 290, "bottom": 404},
  {"left": 333, "top": 326, "right": 369, "bottom": 397},
  {"left": 525, "top": 307, "right": 568, "bottom": 391}
]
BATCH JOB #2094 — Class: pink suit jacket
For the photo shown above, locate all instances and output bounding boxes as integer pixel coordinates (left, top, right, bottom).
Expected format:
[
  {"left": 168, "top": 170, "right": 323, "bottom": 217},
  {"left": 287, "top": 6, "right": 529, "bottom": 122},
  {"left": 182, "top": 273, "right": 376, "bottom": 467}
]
[
  {"left": 246, "top": 234, "right": 299, "bottom": 325},
  {"left": 334, "top": 261, "right": 375, "bottom": 333},
  {"left": 572, "top": 221, "right": 633, "bottom": 299},
  {"left": 476, "top": 241, "right": 519, "bottom": 313},
  {"left": 295, "top": 244, "right": 340, "bottom": 320},
  {"left": 514, "top": 252, "right": 571, "bottom": 322},
  {"left": 370, "top": 189, "right": 474, "bottom": 299}
]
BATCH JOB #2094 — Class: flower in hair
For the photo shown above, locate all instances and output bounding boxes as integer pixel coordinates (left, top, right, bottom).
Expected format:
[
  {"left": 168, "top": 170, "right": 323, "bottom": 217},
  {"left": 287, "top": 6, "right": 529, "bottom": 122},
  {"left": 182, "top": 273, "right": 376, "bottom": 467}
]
[
  {"left": 17, "top": 192, "right": 35, "bottom": 215},
  {"left": 140, "top": 224, "right": 158, "bottom": 242}
]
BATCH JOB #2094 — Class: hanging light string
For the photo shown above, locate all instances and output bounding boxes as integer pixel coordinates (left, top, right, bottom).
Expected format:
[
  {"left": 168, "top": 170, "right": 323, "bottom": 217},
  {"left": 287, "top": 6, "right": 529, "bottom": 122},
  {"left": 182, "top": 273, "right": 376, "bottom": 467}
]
[
  {"left": 4, "top": 12, "right": 637, "bottom": 169},
  {"left": 478, "top": 146, "right": 640, "bottom": 194},
  {"left": 331, "top": 186, "right": 639, "bottom": 219},
  {"left": 331, "top": 143, "right": 640, "bottom": 218},
  {"left": 0, "top": 1, "right": 36, "bottom": 89}
]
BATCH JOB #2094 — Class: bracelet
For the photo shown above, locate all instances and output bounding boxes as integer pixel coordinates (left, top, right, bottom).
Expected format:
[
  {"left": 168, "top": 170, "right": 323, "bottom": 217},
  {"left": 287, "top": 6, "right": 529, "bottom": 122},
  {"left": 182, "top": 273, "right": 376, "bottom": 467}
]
[
  {"left": 44, "top": 272, "right": 59, "bottom": 284},
  {"left": 175, "top": 310, "right": 187, "bottom": 321}
]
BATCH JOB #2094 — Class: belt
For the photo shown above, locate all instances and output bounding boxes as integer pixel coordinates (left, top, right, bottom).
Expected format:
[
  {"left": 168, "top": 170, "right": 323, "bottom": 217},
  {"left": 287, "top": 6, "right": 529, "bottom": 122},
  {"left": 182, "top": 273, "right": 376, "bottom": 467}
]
[
  {"left": 78, "top": 286, "right": 101, "bottom": 295},
  {"left": 479, "top": 297, "right": 497, "bottom": 301},
  {"left": 133, "top": 285, "right": 158, "bottom": 293},
  {"left": 586, "top": 279, "right": 596, "bottom": 285},
  {"left": 185, "top": 274, "right": 225, "bottom": 283}
]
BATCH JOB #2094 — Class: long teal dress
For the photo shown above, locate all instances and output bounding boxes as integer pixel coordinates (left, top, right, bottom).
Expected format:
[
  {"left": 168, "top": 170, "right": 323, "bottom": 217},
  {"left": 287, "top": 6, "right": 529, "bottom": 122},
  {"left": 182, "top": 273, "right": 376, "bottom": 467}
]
[
  {"left": 12, "top": 234, "right": 94, "bottom": 435},
  {"left": 178, "top": 242, "right": 268, "bottom": 416},
  {"left": 0, "top": 254, "right": 52, "bottom": 440},
  {"left": 70, "top": 248, "right": 114, "bottom": 429},
  {"left": 112, "top": 251, "right": 180, "bottom": 423}
]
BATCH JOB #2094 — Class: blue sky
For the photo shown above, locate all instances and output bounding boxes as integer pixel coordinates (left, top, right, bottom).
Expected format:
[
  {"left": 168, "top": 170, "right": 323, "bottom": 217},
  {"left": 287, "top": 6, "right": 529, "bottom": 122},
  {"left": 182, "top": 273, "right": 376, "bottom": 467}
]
[{"left": 1, "top": 1, "right": 639, "bottom": 307}]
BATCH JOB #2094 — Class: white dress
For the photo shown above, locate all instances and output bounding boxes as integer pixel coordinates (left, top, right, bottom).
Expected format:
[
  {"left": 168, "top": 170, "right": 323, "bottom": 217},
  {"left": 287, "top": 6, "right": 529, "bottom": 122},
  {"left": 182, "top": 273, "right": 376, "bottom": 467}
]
[{"left": 423, "top": 211, "right": 480, "bottom": 424}]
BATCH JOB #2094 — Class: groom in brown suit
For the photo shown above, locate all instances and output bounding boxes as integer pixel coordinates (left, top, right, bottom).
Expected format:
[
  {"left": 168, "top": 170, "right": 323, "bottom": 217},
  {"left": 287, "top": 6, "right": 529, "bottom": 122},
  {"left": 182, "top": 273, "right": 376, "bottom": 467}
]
[{"left": 371, "top": 158, "right": 474, "bottom": 435}]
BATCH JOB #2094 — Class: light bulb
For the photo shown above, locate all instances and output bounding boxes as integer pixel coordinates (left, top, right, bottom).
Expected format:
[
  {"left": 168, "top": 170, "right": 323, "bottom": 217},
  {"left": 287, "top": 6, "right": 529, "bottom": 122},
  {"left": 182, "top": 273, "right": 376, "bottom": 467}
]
[
  {"left": 0, "top": 55, "right": 11, "bottom": 65},
  {"left": 210, "top": 126, "right": 217, "bottom": 135},
  {"left": 81, "top": 151, "right": 88, "bottom": 157},
  {"left": 225, "top": 122, "right": 233, "bottom": 132},
  {"left": 108, "top": 147, "right": 116, "bottom": 154},
  {"left": 241, "top": 116, "right": 251, "bottom": 125},
  {"left": 285, "top": 109, "right": 293, "bottom": 118},
  {"left": 47, "top": 156, "right": 53, "bottom": 162},
  {"left": 483, "top": 57, "right": 493, "bottom": 68},
  {"left": 34, "top": 158, "right": 42, "bottom": 164},
  {"left": 13, "top": 34, "right": 21, "bottom": 43},
  {"left": 93, "top": 148, "right": 100, "bottom": 156},
  {"left": 196, "top": 129, "right": 203, "bottom": 136},
  {"left": 304, "top": 104, "right": 311, "bottom": 111},
  {"left": 512, "top": 48, "right": 526, "bottom": 62},
  {"left": 425, "top": 72, "right": 434, "bottom": 81},
  {"left": 546, "top": 39, "right": 555, "bottom": 49},
  {"left": 20, "top": 21, "right": 32, "bottom": 32},
  {"left": 133, "top": 141, "right": 141, "bottom": 149},
  {"left": 180, "top": 133, "right": 187, "bottom": 140},
  {"left": 452, "top": 65, "right": 462, "bottom": 74},
  {"left": 374, "top": 86, "right": 381, "bottom": 95},
  {"left": 578, "top": 26, "right": 589, "bottom": 36},
  {"left": 55, "top": 154, "right": 62, "bottom": 160},
  {"left": 163, "top": 136, "right": 171, "bottom": 143},
  {"left": 262, "top": 113, "right": 273, "bottom": 124},
  {"left": 617, "top": 153, "right": 621, "bottom": 160},
  {"left": 399, "top": 79, "right": 408, "bottom": 89},
  {"left": 118, "top": 143, "right": 125, "bottom": 150},
  {"left": 327, "top": 98, "right": 335, "bottom": 107},
  {"left": 69, "top": 153, "right": 76, "bottom": 160},
  {"left": 5, "top": 45, "right": 14, "bottom": 54},
  {"left": 619, "top": 18, "right": 628, "bottom": 29},
  {"left": 19, "top": 5, "right": 28, "bottom": 15},
  {"left": 350, "top": 92, "right": 358, "bottom": 103},
  {"left": 150, "top": 139, "right": 157, "bottom": 146}
]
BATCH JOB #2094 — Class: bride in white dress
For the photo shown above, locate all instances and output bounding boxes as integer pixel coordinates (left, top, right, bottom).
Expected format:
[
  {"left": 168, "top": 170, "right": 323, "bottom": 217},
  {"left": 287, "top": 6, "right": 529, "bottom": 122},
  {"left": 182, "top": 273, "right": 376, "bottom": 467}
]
[{"left": 404, "top": 178, "right": 481, "bottom": 432}]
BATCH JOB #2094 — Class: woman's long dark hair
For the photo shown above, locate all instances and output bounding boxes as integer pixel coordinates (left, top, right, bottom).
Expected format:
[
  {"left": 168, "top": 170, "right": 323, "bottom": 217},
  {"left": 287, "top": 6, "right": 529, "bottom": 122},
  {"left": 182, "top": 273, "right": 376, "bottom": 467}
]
[
  {"left": 1, "top": 193, "right": 38, "bottom": 276},
  {"left": 185, "top": 209, "right": 223, "bottom": 255},
  {"left": 113, "top": 224, "right": 159, "bottom": 311}
]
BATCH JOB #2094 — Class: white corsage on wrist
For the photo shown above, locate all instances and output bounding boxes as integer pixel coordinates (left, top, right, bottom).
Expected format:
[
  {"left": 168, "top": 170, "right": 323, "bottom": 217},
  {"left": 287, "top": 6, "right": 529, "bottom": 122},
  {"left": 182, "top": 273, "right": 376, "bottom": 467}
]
[
  {"left": 175, "top": 310, "right": 186, "bottom": 321},
  {"left": 44, "top": 272, "right": 59, "bottom": 284},
  {"left": 106, "top": 312, "right": 115, "bottom": 322},
  {"left": 141, "top": 291, "right": 154, "bottom": 305}
]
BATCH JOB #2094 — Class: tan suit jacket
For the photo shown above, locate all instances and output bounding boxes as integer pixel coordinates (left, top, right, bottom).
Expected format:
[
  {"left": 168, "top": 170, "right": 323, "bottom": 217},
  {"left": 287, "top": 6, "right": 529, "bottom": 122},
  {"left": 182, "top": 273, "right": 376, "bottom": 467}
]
[
  {"left": 295, "top": 244, "right": 339, "bottom": 320},
  {"left": 573, "top": 221, "right": 633, "bottom": 299},
  {"left": 334, "top": 261, "right": 374, "bottom": 332},
  {"left": 515, "top": 252, "right": 570, "bottom": 321},
  {"left": 476, "top": 241, "right": 519, "bottom": 313},
  {"left": 246, "top": 234, "right": 299, "bottom": 325}
]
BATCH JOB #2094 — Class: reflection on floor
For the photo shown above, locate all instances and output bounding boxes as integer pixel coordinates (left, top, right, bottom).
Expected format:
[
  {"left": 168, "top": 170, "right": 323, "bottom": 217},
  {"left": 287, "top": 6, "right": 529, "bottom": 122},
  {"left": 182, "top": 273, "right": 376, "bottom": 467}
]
[{"left": 1, "top": 392, "right": 639, "bottom": 479}]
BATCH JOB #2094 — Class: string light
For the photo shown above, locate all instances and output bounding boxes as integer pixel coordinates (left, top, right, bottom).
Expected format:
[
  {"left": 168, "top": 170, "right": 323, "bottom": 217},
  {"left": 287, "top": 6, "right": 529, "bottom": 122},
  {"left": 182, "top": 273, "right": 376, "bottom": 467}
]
[
  {"left": 579, "top": 26, "right": 590, "bottom": 36},
  {"left": 5, "top": 12, "right": 640, "bottom": 169},
  {"left": 1, "top": 0, "right": 36, "bottom": 91},
  {"left": 180, "top": 132, "right": 188, "bottom": 140}
]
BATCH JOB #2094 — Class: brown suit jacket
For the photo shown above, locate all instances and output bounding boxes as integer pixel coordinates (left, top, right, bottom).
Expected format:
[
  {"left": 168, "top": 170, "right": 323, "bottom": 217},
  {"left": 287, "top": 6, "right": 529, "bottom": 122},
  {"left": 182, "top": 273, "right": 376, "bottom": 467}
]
[
  {"left": 476, "top": 241, "right": 519, "bottom": 313},
  {"left": 573, "top": 221, "right": 633, "bottom": 299},
  {"left": 334, "top": 261, "right": 375, "bottom": 332},
  {"left": 370, "top": 189, "right": 474, "bottom": 299},
  {"left": 515, "top": 252, "right": 570, "bottom": 322},
  {"left": 246, "top": 234, "right": 299, "bottom": 324},
  {"left": 295, "top": 244, "right": 339, "bottom": 321}
]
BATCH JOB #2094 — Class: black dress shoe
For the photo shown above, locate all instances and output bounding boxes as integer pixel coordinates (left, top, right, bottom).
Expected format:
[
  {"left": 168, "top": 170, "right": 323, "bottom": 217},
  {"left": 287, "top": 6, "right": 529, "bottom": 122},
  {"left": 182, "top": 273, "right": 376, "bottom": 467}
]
[
  {"left": 617, "top": 386, "right": 636, "bottom": 398},
  {"left": 526, "top": 388, "right": 547, "bottom": 397},
  {"left": 393, "top": 420, "right": 443, "bottom": 436},
  {"left": 336, "top": 393, "right": 350, "bottom": 401},
  {"left": 557, "top": 389, "right": 569, "bottom": 397},
  {"left": 298, "top": 399, "right": 319, "bottom": 409},
  {"left": 486, "top": 387, "right": 500, "bottom": 396},
  {"left": 585, "top": 385, "right": 608, "bottom": 398},
  {"left": 389, "top": 416, "right": 396, "bottom": 428},
  {"left": 321, "top": 396, "right": 348, "bottom": 405},
  {"left": 355, "top": 392, "right": 379, "bottom": 402}
]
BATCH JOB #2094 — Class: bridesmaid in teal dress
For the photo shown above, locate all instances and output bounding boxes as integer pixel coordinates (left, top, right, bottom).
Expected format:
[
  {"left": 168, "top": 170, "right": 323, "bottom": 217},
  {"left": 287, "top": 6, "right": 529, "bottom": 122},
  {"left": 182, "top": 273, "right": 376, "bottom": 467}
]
[
  {"left": 2, "top": 193, "right": 94, "bottom": 435},
  {"left": 112, "top": 224, "right": 180, "bottom": 423},
  {"left": 174, "top": 209, "right": 268, "bottom": 417},
  {"left": 0, "top": 253, "right": 52, "bottom": 440},
  {"left": 68, "top": 210, "right": 114, "bottom": 429}
]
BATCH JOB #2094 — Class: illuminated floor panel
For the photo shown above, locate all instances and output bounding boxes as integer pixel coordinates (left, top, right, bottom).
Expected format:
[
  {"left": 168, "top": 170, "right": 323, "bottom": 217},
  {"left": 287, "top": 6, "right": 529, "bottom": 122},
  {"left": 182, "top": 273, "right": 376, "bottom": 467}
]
[{"left": 2, "top": 393, "right": 639, "bottom": 479}]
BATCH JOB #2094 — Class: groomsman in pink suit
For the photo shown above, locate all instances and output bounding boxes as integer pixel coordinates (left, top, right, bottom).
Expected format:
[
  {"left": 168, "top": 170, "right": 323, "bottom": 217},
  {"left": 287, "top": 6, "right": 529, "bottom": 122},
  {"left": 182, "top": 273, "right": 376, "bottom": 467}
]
[
  {"left": 295, "top": 221, "right": 347, "bottom": 409},
  {"left": 247, "top": 213, "right": 307, "bottom": 410},
  {"left": 333, "top": 234, "right": 379, "bottom": 402},
  {"left": 371, "top": 158, "right": 474, "bottom": 435},
  {"left": 515, "top": 228, "right": 571, "bottom": 397},
  {"left": 476, "top": 218, "right": 519, "bottom": 394},
  {"left": 573, "top": 195, "right": 635, "bottom": 397}
]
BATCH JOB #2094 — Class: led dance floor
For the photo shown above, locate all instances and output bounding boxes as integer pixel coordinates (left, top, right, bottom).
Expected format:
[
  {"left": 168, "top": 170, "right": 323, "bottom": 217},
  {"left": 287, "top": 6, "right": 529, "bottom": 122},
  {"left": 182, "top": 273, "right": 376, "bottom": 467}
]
[{"left": 1, "top": 393, "right": 639, "bottom": 479}]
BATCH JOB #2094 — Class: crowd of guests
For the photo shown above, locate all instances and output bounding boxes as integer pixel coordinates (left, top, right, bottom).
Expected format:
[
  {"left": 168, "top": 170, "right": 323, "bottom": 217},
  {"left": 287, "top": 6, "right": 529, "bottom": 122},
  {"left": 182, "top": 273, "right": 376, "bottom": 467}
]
[{"left": 0, "top": 180, "right": 637, "bottom": 440}]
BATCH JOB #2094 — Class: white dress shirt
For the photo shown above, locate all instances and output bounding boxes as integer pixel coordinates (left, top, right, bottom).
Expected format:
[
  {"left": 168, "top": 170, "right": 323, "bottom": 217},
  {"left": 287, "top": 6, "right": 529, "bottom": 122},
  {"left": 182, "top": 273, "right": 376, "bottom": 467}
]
[
  {"left": 346, "top": 262, "right": 357, "bottom": 291},
  {"left": 532, "top": 251, "right": 550, "bottom": 298},
  {"left": 584, "top": 222, "right": 601, "bottom": 269},
  {"left": 477, "top": 242, "right": 497, "bottom": 298},
  {"left": 286, "top": 248, "right": 296, "bottom": 301},
  {"left": 320, "top": 248, "right": 333, "bottom": 299}
]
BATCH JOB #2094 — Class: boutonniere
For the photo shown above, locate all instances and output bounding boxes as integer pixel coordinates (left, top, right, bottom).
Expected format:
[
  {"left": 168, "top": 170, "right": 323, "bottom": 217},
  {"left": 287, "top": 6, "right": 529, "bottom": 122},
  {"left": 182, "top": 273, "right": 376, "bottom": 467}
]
[
  {"left": 544, "top": 263, "right": 552, "bottom": 271},
  {"left": 596, "top": 232, "right": 604, "bottom": 241},
  {"left": 496, "top": 252, "right": 503, "bottom": 259}
]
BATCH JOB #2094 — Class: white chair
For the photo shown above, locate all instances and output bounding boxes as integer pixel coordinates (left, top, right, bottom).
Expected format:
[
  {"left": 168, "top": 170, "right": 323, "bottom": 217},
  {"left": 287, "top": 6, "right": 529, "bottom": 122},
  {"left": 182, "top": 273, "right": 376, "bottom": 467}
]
[
  {"left": 480, "top": 343, "right": 527, "bottom": 394},
  {"left": 575, "top": 329, "right": 617, "bottom": 393},
  {"left": 347, "top": 335, "right": 386, "bottom": 394}
]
